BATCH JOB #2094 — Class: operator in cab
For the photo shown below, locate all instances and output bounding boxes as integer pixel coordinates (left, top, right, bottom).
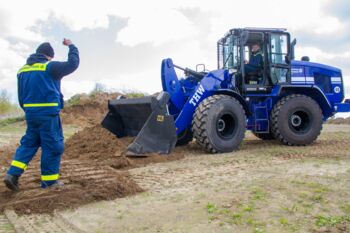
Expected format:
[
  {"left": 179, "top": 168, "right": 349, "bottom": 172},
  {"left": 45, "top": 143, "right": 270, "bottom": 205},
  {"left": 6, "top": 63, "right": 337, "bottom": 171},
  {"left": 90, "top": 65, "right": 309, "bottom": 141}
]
[{"left": 244, "top": 43, "right": 263, "bottom": 74}]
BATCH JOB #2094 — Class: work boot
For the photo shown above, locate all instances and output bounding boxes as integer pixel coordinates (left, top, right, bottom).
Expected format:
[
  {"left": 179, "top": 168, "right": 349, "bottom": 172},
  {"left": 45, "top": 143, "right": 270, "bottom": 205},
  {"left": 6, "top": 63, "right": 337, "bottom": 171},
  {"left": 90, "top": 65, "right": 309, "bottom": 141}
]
[
  {"left": 4, "top": 174, "right": 19, "bottom": 192},
  {"left": 42, "top": 180, "right": 64, "bottom": 190}
]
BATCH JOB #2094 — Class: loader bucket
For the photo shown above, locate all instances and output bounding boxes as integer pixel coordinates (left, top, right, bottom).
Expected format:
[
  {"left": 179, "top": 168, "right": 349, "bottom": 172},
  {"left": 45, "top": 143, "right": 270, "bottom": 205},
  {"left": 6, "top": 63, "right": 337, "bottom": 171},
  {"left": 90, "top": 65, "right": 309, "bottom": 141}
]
[{"left": 101, "top": 92, "right": 177, "bottom": 156}]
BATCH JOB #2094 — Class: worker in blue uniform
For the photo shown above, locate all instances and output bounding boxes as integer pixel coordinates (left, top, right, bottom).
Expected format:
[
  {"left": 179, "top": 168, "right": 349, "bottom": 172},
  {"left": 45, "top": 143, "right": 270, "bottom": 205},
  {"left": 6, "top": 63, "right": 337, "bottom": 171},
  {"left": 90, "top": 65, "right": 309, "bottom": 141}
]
[
  {"left": 244, "top": 43, "right": 263, "bottom": 73},
  {"left": 3, "top": 39, "right": 79, "bottom": 191},
  {"left": 244, "top": 43, "right": 264, "bottom": 84}
]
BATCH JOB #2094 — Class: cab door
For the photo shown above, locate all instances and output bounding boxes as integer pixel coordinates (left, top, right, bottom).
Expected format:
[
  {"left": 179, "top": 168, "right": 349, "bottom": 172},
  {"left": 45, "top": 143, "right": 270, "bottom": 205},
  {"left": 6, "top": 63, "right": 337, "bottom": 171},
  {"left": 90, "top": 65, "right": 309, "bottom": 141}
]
[{"left": 268, "top": 33, "right": 291, "bottom": 85}]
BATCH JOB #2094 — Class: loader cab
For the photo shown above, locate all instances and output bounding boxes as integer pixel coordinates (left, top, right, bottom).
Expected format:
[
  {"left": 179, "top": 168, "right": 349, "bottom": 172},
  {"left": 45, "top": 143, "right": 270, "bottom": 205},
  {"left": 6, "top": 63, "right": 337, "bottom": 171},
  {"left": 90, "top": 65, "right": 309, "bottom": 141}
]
[{"left": 218, "top": 28, "right": 292, "bottom": 93}]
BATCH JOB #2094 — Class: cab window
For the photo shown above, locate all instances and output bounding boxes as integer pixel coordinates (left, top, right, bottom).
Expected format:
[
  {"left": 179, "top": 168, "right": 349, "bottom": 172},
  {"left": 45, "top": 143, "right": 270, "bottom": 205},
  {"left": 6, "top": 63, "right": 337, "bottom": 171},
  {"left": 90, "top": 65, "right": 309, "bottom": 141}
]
[
  {"left": 269, "top": 33, "right": 289, "bottom": 84},
  {"left": 270, "top": 34, "right": 288, "bottom": 64}
]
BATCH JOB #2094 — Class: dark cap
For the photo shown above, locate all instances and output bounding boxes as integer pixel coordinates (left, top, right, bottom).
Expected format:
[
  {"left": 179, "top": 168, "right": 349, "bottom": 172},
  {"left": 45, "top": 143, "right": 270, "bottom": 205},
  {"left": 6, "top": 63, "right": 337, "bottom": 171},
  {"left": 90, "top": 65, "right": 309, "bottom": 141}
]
[{"left": 36, "top": 42, "right": 54, "bottom": 58}]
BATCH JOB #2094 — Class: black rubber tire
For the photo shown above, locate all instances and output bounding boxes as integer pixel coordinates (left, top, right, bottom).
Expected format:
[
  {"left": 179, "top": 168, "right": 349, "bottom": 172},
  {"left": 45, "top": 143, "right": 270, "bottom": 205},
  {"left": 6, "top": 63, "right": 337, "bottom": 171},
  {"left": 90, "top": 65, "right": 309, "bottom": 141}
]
[
  {"left": 192, "top": 95, "right": 246, "bottom": 153},
  {"left": 176, "top": 129, "right": 193, "bottom": 146},
  {"left": 271, "top": 94, "right": 323, "bottom": 146},
  {"left": 252, "top": 131, "right": 275, "bottom": 140}
]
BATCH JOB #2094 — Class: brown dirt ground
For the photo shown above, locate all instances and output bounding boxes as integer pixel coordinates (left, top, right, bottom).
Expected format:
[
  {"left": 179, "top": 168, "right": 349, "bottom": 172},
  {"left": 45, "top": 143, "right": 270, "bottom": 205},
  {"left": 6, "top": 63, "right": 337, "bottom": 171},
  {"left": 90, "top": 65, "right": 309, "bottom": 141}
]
[
  {"left": 0, "top": 124, "right": 185, "bottom": 215},
  {"left": 327, "top": 117, "right": 350, "bottom": 124}
]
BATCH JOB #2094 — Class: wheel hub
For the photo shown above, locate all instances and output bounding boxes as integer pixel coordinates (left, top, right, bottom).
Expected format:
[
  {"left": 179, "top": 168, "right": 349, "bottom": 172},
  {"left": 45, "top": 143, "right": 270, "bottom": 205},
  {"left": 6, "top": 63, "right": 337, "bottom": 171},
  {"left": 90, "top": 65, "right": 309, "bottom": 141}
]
[
  {"left": 217, "top": 119, "right": 226, "bottom": 132},
  {"left": 291, "top": 115, "right": 302, "bottom": 127},
  {"left": 216, "top": 113, "right": 236, "bottom": 139}
]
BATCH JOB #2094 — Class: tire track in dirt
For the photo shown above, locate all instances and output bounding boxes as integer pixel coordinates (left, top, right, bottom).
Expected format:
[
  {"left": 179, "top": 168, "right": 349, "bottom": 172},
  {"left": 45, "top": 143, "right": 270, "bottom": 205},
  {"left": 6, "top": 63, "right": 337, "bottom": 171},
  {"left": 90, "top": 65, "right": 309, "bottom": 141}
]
[
  {"left": 5, "top": 210, "right": 84, "bottom": 233},
  {"left": 0, "top": 159, "right": 142, "bottom": 215},
  {"left": 129, "top": 154, "right": 286, "bottom": 195},
  {"left": 0, "top": 215, "right": 14, "bottom": 233}
]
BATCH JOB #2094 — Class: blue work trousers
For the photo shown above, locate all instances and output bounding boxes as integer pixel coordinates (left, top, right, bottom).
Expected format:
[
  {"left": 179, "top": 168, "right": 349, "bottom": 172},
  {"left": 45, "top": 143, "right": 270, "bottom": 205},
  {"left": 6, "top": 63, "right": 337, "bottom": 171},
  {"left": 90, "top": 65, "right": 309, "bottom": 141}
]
[{"left": 7, "top": 115, "right": 64, "bottom": 187}]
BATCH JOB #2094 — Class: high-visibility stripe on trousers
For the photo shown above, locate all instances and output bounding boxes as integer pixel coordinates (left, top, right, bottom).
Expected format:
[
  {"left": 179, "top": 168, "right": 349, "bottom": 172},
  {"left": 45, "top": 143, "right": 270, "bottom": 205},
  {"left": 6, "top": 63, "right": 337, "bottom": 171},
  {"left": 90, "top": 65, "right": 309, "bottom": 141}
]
[
  {"left": 41, "top": 174, "right": 60, "bottom": 181},
  {"left": 11, "top": 160, "right": 28, "bottom": 170},
  {"left": 7, "top": 115, "right": 64, "bottom": 188}
]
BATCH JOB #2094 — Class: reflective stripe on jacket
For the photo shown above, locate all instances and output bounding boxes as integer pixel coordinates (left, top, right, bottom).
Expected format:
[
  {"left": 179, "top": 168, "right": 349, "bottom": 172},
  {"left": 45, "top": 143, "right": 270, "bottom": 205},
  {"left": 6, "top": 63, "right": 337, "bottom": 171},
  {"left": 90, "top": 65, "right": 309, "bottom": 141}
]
[{"left": 17, "top": 61, "right": 62, "bottom": 115}]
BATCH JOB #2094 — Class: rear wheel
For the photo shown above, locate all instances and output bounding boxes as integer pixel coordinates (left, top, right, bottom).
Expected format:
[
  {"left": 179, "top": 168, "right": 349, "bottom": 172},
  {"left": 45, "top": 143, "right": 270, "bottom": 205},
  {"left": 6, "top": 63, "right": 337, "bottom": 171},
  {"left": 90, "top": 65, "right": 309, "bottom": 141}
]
[
  {"left": 192, "top": 95, "right": 246, "bottom": 153},
  {"left": 271, "top": 94, "right": 323, "bottom": 145}
]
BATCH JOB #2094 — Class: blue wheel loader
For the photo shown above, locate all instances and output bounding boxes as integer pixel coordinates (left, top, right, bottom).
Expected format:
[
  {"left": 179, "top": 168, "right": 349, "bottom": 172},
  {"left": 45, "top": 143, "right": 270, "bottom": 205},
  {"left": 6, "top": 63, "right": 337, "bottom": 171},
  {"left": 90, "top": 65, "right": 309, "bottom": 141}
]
[{"left": 102, "top": 28, "right": 350, "bottom": 156}]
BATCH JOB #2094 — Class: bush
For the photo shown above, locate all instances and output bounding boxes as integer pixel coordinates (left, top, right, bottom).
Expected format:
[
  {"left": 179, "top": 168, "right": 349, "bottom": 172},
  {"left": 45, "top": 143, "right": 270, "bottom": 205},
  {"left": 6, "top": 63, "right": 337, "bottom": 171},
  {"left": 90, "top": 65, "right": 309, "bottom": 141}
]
[
  {"left": 0, "top": 90, "right": 14, "bottom": 114},
  {"left": 66, "top": 94, "right": 82, "bottom": 106},
  {"left": 125, "top": 92, "right": 145, "bottom": 98}
]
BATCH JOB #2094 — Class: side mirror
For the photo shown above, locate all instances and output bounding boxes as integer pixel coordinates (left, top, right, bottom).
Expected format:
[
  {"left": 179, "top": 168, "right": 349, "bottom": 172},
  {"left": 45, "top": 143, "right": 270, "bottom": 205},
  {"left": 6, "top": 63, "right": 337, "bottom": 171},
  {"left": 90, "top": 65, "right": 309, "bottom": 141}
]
[
  {"left": 290, "top": 38, "right": 297, "bottom": 60},
  {"left": 285, "top": 55, "right": 290, "bottom": 64}
]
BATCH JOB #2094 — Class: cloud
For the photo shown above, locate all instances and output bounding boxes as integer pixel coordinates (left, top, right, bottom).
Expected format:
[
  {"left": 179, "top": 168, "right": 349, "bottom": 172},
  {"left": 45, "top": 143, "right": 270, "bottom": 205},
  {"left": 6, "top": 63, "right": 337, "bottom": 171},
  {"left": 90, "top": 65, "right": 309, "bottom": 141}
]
[
  {"left": 116, "top": 8, "right": 198, "bottom": 46},
  {"left": 325, "top": 0, "right": 350, "bottom": 21},
  {"left": 1, "top": 0, "right": 350, "bottom": 102}
]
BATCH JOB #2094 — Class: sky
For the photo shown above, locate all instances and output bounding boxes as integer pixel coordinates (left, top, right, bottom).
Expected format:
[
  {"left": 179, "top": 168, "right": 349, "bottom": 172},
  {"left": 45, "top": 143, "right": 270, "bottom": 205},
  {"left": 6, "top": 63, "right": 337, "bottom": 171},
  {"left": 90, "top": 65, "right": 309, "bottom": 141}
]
[{"left": 0, "top": 0, "right": 350, "bottom": 102}]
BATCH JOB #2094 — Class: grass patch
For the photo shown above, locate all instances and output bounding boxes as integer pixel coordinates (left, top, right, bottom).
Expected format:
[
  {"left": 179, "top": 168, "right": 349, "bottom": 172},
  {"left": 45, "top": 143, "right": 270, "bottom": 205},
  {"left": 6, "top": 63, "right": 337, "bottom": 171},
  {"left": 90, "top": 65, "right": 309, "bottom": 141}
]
[
  {"left": 251, "top": 188, "right": 265, "bottom": 201},
  {"left": 66, "top": 94, "right": 82, "bottom": 106},
  {"left": 0, "top": 116, "right": 24, "bottom": 127},
  {"left": 315, "top": 215, "right": 350, "bottom": 227},
  {"left": 206, "top": 187, "right": 268, "bottom": 230},
  {"left": 125, "top": 92, "right": 145, "bottom": 98},
  {"left": 279, "top": 217, "right": 289, "bottom": 226},
  {"left": 206, "top": 203, "right": 217, "bottom": 214},
  {"left": 341, "top": 204, "right": 350, "bottom": 214},
  {"left": 0, "top": 223, "right": 14, "bottom": 231}
]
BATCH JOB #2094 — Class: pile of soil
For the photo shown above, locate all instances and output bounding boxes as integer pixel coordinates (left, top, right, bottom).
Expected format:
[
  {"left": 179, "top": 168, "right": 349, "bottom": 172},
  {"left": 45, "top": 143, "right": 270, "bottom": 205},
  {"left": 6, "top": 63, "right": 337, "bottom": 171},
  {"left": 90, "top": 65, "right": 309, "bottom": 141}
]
[
  {"left": 60, "top": 92, "right": 120, "bottom": 127},
  {"left": 0, "top": 124, "right": 185, "bottom": 214},
  {"left": 64, "top": 124, "right": 185, "bottom": 168},
  {"left": 0, "top": 160, "right": 142, "bottom": 214}
]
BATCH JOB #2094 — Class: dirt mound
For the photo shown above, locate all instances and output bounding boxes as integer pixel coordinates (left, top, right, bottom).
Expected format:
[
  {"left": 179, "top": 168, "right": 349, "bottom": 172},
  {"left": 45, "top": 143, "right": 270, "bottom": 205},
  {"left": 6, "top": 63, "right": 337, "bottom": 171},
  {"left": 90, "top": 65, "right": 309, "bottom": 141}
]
[
  {"left": 0, "top": 124, "right": 185, "bottom": 214},
  {"left": 60, "top": 92, "right": 121, "bottom": 127},
  {"left": 64, "top": 124, "right": 133, "bottom": 160},
  {"left": 64, "top": 124, "right": 185, "bottom": 169},
  {"left": 0, "top": 160, "right": 142, "bottom": 214}
]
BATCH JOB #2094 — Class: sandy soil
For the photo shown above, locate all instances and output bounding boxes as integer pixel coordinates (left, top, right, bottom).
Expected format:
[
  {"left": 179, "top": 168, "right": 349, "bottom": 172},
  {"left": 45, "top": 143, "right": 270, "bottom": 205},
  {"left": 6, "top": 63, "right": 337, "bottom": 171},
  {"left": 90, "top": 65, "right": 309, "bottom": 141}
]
[{"left": 0, "top": 125, "right": 349, "bottom": 232}]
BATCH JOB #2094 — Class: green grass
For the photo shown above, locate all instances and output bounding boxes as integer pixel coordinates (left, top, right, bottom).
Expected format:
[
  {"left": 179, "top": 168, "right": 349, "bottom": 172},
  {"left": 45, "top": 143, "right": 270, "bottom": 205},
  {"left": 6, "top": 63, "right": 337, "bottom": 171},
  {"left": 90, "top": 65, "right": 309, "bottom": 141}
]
[
  {"left": 0, "top": 116, "right": 25, "bottom": 127},
  {"left": 206, "top": 203, "right": 217, "bottom": 214},
  {"left": 125, "top": 92, "right": 146, "bottom": 98},
  {"left": 342, "top": 204, "right": 350, "bottom": 214},
  {"left": 0, "top": 223, "right": 14, "bottom": 231},
  {"left": 66, "top": 94, "right": 82, "bottom": 106},
  {"left": 251, "top": 188, "right": 265, "bottom": 201},
  {"left": 315, "top": 215, "right": 350, "bottom": 227}
]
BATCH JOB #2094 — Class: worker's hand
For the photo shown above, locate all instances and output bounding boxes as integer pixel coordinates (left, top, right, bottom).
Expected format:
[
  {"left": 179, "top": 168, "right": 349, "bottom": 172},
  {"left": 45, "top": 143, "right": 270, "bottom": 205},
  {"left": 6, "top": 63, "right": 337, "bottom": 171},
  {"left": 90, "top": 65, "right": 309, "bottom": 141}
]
[
  {"left": 63, "top": 38, "right": 72, "bottom": 46},
  {"left": 244, "top": 59, "right": 248, "bottom": 64}
]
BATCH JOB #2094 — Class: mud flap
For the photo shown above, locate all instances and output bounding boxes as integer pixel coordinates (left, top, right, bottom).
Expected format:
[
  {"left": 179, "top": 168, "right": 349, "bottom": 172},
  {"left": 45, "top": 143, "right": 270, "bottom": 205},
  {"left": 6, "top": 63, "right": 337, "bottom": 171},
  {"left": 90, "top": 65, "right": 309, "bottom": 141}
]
[{"left": 101, "top": 92, "right": 177, "bottom": 156}]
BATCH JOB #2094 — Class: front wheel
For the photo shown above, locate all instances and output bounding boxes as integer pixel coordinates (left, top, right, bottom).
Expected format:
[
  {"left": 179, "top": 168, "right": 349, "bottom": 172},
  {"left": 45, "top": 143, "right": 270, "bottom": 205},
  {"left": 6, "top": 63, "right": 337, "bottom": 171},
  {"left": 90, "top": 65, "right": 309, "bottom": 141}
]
[
  {"left": 192, "top": 95, "right": 246, "bottom": 153},
  {"left": 271, "top": 94, "right": 323, "bottom": 145}
]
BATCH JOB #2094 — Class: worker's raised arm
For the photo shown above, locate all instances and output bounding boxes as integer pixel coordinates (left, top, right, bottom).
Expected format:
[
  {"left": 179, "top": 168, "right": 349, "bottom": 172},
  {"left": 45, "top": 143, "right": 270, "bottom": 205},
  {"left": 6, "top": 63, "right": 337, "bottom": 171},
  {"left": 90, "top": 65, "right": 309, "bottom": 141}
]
[{"left": 48, "top": 39, "right": 80, "bottom": 80}]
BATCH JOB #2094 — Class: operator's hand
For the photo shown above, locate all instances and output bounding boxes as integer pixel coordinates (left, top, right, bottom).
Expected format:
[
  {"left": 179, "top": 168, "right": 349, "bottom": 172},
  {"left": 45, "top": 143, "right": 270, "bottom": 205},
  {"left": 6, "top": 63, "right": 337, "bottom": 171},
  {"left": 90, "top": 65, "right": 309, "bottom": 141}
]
[
  {"left": 63, "top": 38, "right": 72, "bottom": 46},
  {"left": 244, "top": 59, "right": 248, "bottom": 64}
]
